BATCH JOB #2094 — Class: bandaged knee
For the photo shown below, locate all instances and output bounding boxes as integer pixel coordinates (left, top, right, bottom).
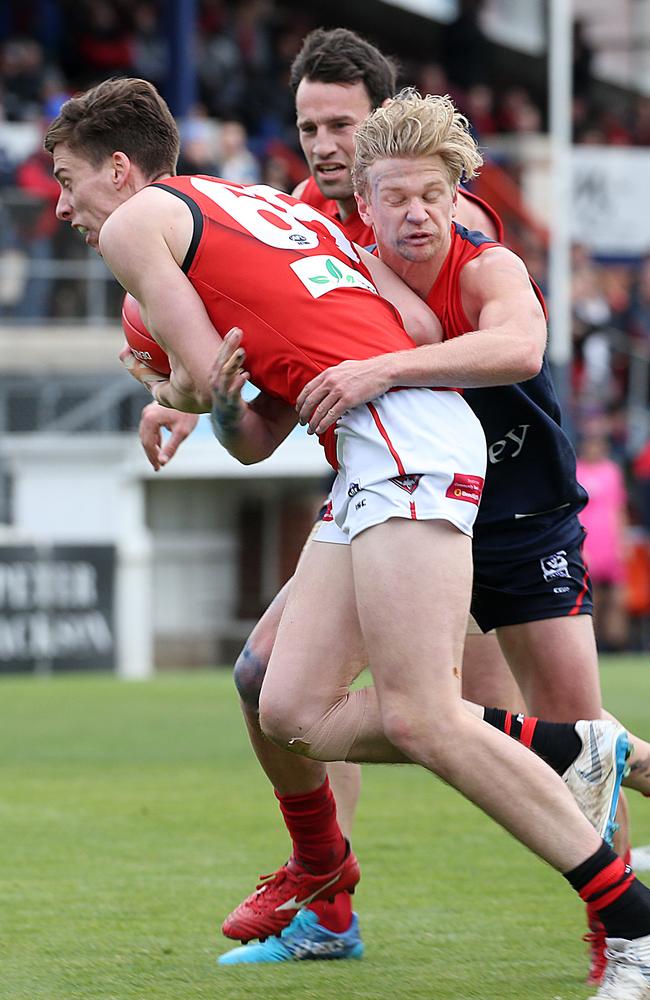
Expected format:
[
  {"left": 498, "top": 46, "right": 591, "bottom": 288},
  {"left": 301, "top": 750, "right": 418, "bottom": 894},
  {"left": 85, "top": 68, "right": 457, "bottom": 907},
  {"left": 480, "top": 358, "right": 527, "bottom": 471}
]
[{"left": 287, "top": 687, "right": 369, "bottom": 761}]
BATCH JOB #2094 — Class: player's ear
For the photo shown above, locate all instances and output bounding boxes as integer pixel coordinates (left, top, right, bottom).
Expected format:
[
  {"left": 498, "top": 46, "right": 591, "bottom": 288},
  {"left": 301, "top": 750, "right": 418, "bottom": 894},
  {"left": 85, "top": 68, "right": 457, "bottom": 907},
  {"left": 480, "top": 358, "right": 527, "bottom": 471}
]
[
  {"left": 112, "top": 151, "right": 132, "bottom": 190},
  {"left": 355, "top": 190, "right": 372, "bottom": 227},
  {"left": 451, "top": 184, "right": 458, "bottom": 218}
]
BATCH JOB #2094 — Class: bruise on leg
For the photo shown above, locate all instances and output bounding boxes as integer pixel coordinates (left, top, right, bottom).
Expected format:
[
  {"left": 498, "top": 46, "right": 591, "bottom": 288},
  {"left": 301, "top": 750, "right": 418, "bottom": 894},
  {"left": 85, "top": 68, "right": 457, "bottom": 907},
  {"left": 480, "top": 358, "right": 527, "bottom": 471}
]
[{"left": 233, "top": 642, "right": 269, "bottom": 711}]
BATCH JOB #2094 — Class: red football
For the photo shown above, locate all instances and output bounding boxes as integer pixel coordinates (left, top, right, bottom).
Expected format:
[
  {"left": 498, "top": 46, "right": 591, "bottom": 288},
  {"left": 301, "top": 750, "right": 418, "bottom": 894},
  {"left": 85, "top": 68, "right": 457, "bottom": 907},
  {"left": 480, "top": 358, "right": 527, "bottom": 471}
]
[{"left": 121, "top": 293, "right": 171, "bottom": 376}]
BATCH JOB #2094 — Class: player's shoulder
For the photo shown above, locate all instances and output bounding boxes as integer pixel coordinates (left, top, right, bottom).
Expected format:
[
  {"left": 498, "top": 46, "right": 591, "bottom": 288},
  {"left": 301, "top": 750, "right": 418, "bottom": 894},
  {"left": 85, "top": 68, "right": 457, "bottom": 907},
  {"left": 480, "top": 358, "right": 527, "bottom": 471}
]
[
  {"left": 99, "top": 185, "right": 191, "bottom": 256},
  {"left": 461, "top": 242, "right": 528, "bottom": 283},
  {"left": 292, "top": 177, "right": 310, "bottom": 200}
]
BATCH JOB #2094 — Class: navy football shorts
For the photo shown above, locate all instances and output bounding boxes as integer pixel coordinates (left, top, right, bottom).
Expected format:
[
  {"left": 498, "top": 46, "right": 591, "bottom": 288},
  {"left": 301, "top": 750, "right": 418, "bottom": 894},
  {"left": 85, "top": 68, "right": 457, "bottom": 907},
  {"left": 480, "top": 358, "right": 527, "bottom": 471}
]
[{"left": 470, "top": 538, "right": 593, "bottom": 634}]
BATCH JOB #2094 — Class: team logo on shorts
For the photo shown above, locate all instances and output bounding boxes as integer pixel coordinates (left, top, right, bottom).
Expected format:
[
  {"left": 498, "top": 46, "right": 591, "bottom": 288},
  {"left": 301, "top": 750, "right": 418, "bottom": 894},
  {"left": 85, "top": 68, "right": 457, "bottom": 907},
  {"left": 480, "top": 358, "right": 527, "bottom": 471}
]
[
  {"left": 540, "top": 550, "right": 570, "bottom": 582},
  {"left": 321, "top": 500, "right": 334, "bottom": 522},
  {"left": 391, "top": 474, "right": 422, "bottom": 495},
  {"left": 445, "top": 473, "right": 484, "bottom": 505}
]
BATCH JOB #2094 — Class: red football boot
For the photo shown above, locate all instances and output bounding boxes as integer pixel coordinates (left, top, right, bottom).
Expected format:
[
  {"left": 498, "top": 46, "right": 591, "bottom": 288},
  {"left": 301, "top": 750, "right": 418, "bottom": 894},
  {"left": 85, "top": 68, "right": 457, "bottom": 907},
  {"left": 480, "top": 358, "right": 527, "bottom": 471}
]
[{"left": 222, "top": 843, "right": 360, "bottom": 942}]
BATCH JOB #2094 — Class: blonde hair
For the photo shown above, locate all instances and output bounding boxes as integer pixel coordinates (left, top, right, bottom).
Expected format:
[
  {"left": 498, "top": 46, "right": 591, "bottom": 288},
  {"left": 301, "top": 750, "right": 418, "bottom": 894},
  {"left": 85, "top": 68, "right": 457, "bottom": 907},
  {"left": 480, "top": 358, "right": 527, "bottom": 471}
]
[{"left": 353, "top": 89, "right": 483, "bottom": 196}]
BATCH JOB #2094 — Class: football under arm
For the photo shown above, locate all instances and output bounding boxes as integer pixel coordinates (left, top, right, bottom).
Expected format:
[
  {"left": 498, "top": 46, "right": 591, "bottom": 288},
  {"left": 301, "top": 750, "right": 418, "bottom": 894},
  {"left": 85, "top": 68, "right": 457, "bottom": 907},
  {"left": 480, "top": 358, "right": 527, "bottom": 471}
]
[{"left": 100, "top": 201, "right": 223, "bottom": 412}]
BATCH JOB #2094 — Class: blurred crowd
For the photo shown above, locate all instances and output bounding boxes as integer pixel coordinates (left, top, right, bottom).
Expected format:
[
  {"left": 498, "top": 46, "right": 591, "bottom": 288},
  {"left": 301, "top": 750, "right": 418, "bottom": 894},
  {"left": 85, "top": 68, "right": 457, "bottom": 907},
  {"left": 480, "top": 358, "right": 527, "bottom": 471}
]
[{"left": 1, "top": 0, "right": 649, "bottom": 647}]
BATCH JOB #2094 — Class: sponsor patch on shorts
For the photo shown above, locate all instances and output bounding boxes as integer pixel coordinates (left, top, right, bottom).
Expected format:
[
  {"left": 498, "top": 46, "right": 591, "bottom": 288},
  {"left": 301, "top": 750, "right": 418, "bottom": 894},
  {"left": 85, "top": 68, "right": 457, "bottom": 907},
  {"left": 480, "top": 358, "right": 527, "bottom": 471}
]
[
  {"left": 445, "top": 473, "right": 484, "bottom": 505},
  {"left": 390, "top": 474, "right": 422, "bottom": 495}
]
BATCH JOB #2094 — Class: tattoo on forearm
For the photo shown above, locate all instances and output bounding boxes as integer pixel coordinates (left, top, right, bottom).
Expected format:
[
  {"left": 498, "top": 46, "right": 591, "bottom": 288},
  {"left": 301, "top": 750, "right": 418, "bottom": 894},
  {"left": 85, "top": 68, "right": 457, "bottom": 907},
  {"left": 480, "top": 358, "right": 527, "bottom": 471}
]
[{"left": 210, "top": 394, "right": 241, "bottom": 443}]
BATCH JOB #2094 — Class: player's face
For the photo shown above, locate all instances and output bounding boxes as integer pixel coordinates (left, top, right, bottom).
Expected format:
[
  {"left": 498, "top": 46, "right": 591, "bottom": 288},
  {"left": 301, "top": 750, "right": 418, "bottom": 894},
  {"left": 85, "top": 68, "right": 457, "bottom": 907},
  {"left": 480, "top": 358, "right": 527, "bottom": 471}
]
[
  {"left": 295, "top": 79, "right": 373, "bottom": 206},
  {"left": 52, "top": 143, "right": 126, "bottom": 252},
  {"left": 357, "top": 157, "right": 457, "bottom": 265}
]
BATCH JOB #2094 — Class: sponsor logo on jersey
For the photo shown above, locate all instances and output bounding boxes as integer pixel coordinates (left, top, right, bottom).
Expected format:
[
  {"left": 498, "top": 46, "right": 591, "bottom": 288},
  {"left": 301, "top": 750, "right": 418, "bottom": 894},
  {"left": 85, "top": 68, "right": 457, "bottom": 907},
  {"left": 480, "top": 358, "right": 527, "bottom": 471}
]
[
  {"left": 540, "top": 550, "right": 570, "bottom": 581},
  {"left": 355, "top": 499, "right": 367, "bottom": 510},
  {"left": 290, "top": 255, "right": 378, "bottom": 299},
  {"left": 391, "top": 474, "right": 423, "bottom": 495},
  {"left": 347, "top": 483, "right": 361, "bottom": 497},
  {"left": 487, "top": 423, "right": 530, "bottom": 464},
  {"left": 445, "top": 473, "right": 484, "bottom": 505},
  {"left": 131, "top": 348, "right": 153, "bottom": 361}
]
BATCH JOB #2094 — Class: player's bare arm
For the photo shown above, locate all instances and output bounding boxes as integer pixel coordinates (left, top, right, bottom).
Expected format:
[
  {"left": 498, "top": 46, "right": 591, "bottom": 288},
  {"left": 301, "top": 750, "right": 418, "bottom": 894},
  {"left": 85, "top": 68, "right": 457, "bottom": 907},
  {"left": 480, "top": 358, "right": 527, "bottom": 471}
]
[
  {"left": 99, "top": 187, "right": 224, "bottom": 412},
  {"left": 357, "top": 246, "right": 443, "bottom": 346},
  {"left": 209, "top": 328, "right": 297, "bottom": 465},
  {"left": 297, "top": 248, "right": 547, "bottom": 435}
]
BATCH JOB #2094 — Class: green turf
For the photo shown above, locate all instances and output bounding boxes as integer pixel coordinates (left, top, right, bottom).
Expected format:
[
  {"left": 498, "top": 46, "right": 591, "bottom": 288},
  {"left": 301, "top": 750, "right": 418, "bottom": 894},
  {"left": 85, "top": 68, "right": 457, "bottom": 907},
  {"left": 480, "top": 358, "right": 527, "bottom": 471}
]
[{"left": 1, "top": 656, "right": 649, "bottom": 1000}]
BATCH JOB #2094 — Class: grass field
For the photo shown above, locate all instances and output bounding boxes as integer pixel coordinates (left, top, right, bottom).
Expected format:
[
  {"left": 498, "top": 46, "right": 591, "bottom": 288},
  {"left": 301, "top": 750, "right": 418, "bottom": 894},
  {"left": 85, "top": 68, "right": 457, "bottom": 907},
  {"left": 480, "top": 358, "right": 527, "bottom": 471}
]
[{"left": 1, "top": 657, "right": 649, "bottom": 1000}]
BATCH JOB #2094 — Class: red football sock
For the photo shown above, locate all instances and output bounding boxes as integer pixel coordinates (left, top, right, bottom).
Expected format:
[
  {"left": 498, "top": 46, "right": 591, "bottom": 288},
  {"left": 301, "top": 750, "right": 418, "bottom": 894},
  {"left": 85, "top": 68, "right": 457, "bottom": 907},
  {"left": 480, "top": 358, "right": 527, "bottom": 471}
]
[
  {"left": 309, "top": 893, "right": 353, "bottom": 933},
  {"left": 276, "top": 778, "right": 347, "bottom": 874}
]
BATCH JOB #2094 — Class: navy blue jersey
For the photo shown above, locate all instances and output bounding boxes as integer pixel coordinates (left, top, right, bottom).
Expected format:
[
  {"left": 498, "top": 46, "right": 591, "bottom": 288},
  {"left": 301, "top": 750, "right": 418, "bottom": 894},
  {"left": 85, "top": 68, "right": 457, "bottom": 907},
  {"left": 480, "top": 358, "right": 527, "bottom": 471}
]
[
  {"left": 426, "top": 224, "right": 587, "bottom": 561},
  {"left": 465, "top": 361, "right": 588, "bottom": 561}
]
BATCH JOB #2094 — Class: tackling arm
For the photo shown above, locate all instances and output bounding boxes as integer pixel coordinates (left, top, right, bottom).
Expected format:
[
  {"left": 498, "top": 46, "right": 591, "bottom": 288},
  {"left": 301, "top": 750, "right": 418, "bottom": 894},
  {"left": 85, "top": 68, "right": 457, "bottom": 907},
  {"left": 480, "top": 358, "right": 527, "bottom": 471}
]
[{"left": 296, "top": 247, "right": 547, "bottom": 434}]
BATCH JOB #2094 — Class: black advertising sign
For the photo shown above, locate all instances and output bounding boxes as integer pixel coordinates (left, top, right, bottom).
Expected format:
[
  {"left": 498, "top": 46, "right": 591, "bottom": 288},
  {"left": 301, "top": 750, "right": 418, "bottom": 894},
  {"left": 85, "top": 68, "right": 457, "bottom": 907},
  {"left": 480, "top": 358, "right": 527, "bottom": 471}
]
[{"left": 0, "top": 545, "right": 116, "bottom": 674}]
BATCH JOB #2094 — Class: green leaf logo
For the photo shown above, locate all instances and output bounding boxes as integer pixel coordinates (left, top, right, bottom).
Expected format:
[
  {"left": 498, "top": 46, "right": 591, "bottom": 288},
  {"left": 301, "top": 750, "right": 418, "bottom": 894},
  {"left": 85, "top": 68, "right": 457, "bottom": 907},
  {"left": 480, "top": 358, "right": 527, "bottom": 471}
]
[
  {"left": 309, "top": 276, "right": 330, "bottom": 284},
  {"left": 326, "top": 259, "right": 343, "bottom": 280}
]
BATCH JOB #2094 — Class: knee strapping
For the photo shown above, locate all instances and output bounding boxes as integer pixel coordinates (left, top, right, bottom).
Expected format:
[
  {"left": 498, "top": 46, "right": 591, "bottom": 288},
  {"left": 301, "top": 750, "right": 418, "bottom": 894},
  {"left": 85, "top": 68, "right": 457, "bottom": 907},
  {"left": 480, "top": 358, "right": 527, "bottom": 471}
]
[{"left": 287, "top": 687, "right": 369, "bottom": 760}]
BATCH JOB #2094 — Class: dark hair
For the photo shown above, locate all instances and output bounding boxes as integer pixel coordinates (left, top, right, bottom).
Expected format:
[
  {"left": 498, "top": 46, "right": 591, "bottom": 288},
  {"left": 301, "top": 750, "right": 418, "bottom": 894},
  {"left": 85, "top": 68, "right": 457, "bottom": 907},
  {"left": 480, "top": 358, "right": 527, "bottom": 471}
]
[
  {"left": 289, "top": 28, "right": 398, "bottom": 109},
  {"left": 44, "top": 77, "right": 179, "bottom": 178}
]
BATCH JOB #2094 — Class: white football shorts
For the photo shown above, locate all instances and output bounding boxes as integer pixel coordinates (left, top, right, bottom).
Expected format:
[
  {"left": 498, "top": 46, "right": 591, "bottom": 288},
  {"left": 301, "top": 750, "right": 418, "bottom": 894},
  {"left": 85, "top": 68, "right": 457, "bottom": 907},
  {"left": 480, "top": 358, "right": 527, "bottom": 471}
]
[{"left": 314, "top": 387, "right": 487, "bottom": 543}]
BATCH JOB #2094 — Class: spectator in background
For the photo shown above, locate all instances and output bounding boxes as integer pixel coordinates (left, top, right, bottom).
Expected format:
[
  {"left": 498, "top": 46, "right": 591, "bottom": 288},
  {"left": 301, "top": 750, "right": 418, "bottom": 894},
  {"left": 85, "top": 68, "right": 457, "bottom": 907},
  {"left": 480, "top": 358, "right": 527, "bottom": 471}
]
[
  {"left": 441, "top": 0, "right": 491, "bottom": 91},
  {"left": 131, "top": 1, "right": 167, "bottom": 86},
  {"left": 600, "top": 102, "right": 633, "bottom": 146},
  {"left": 198, "top": 20, "right": 244, "bottom": 118},
  {"left": 176, "top": 114, "right": 220, "bottom": 176},
  {"left": 625, "top": 256, "right": 650, "bottom": 346},
  {"left": 462, "top": 83, "right": 497, "bottom": 139},
  {"left": 633, "top": 96, "right": 650, "bottom": 146},
  {"left": 577, "top": 417, "right": 629, "bottom": 651},
  {"left": 629, "top": 442, "right": 650, "bottom": 650},
  {"left": 633, "top": 442, "right": 650, "bottom": 538},
  {"left": 498, "top": 86, "right": 542, "bottom": 134},
  {"left": 12, "top": 136, "right": 60, "bottom": 317},
  {"left": 571, "top": 243, "right": 615, "bottom": 405},
  {"left": 217, "top": 119, "right": 260, "bottom": 184},
  {"left": 261, "top": 152, "right": 292, "bottom": 192},
  {"left": 415, "top": 62, "right": 451, "bottom": 104},
  {"left": 0, "top": 38, "right": 47, "bottom": 120},
  {"left": 75, "top": 0, "right": 134, "bottom": 78}
]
